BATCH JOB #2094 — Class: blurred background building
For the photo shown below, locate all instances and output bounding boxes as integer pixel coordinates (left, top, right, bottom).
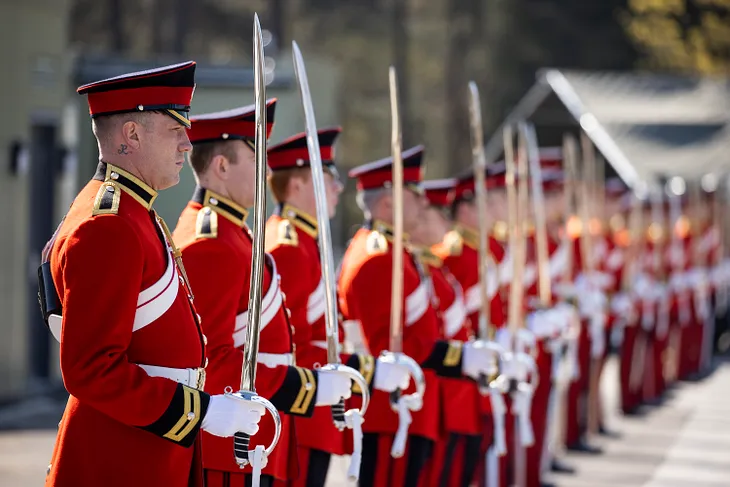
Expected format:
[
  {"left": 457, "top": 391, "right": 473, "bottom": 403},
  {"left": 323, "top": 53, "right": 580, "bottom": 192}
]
[{"left": 1, "top": 0, "right": 729, "bottom": 402}]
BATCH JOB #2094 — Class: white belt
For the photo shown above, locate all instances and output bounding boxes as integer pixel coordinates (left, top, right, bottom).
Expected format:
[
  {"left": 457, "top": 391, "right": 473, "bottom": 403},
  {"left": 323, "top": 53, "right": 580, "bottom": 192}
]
[
  {"left": 138, "top": 363, "right": 205, "bottom": 389},
  {"left": 258, "top": 352, "right": 294, "bottom": 368}
]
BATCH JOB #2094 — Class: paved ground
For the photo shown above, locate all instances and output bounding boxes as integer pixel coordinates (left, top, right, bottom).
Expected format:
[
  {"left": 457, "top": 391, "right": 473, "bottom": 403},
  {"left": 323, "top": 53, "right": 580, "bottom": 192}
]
[{"left": 2, "top": 357, "right": 728, "bottom": 486}]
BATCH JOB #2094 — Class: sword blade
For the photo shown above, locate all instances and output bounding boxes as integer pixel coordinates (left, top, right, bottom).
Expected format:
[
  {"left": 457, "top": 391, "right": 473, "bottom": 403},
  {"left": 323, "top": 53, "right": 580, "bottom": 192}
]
[
  {"left": 389, "top": 66, "right": 404, "bottom": 354},
  {"left": 504, "top": 125, "right": 522, "bottom": 336},
  {"left": 562, "top": 134, "right": 580, "bottom": 284},
  {"left": 520, "top": 122, "right": 552, "bottom": 305},
  {"left": 468, "top": 81, "right": 493, "bottom": 340},
  {"left": 240, "top": 13, "right": 267, "bottom": 392},
  {"left": 292, "top": 41, "right": 340, "bottom": 365}
]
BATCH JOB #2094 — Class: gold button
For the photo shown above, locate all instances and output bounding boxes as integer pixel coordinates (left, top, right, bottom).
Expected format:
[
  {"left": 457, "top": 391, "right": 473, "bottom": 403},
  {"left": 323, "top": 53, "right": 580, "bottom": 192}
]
[
  {"left": 106, "top": 185, "right": 115, "bottom": 193},
  {"left": 187, "top": 412, "right": 196, "bottom": 420},
  {"left": 305, "top": 382, "right": 313, "bottom": 391},
  {"left": 204, "top": 358, "right": 209, "bottom": 368},
  {"left": 202, "top": 334, "right": 208, "bottom": 345}
]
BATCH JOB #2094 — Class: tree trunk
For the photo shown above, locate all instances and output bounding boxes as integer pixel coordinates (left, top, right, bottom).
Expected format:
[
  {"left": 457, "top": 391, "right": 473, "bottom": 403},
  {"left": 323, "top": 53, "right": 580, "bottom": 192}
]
[
  {"left": 109, "top": 0, "right": 126, "bottom": 53},
  {"left": 392, "top": 0, "right": 411, "bottom": 145}
]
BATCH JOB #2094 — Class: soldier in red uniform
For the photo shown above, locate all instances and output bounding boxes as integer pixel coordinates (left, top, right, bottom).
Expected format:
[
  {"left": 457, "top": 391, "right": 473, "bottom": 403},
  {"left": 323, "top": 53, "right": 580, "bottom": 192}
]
[
  {"left": 338, "top": 146, "right": 502, "bottom": 487},
  {"left": 39, "top": 63, "right": 268, "bottom": 487},
  {"left": 431, "top": 168, "right": 510, "bottom": 487},
  {"left": 172, "top": 105, "right": 355, "bottom": 487},
  {"left": 264, "top": 127, "right": 411, "bottom": 487},
  {"left": 415, "top": 179, "right": 482, "bottom": 487}
]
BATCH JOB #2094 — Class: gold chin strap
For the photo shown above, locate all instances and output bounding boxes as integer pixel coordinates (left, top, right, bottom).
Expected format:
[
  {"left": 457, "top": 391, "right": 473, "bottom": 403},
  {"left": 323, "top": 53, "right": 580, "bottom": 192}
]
[{"left": 155, "top": 211, "right": 194, "bottom": 301}]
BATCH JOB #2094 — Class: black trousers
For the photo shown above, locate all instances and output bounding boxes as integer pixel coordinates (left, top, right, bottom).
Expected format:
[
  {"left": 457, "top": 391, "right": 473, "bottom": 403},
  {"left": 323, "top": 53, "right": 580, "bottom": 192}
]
[
  {"left": 359, "top": 433, "right": 434, "bottom": 487},
  {"left": 437, "top": 433, "right": 482, "bottom": 487},
  {"left": 203, "top": 470, "right": 274, "bottom": 487},
  {"left": 304, "top": 448, "right": 332, "bottom": 487}
]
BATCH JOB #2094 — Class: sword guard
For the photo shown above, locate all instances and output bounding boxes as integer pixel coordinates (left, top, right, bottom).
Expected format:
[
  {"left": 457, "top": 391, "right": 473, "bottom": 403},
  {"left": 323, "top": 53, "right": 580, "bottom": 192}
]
[
  {"left": 225, "top": 389, "right": 281, "bottom": 468},
  {"left": 319, "top": 363, "right": 370, "bottom": 418},
  {"left": 380, "top": 351, "right": 425, "bottom": 413}
]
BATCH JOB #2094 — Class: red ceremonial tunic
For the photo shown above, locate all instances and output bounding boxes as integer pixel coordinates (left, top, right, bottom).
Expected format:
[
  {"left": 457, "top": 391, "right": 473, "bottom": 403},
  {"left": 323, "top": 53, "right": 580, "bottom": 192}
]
[
  {"left": 265, "top": 204, "right": 375, "bottom": 456},
  {"left": 46, "top": 163, "right": 208, "bottom": 487},
  {"left": 434, "top": 226, "right": 507, "bottom": 334},
  {"left": 174, "top": 188, "right": 322, "bottom": 481},
  {"left": 417, "top": 249, "right": 481, "bottom": 436},
  {"left": 338, "top": 221, "right": 466, "bottom": 442}
]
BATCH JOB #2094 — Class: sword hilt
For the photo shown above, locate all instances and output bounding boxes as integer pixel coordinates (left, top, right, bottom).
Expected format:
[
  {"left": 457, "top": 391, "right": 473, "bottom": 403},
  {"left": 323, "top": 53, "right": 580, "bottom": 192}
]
[
  {"left": 233, "top": 432, "right": 251, "bottom": 464},
  {"left": 331, "top": 399, "right": 346, "bottom": 431}
]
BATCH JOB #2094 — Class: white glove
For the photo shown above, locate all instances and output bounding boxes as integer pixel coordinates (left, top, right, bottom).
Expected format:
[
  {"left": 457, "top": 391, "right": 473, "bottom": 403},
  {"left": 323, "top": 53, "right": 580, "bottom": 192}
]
[
  {"left": 202, "top": 394, "right": 266, "bottom": 438},
  {"left": 315, "top": 369, "right": 353, "bottom": 406},
  {"left": 373, "top": 358, "right": 411, "bottom": 392},
  {"left": 462, "top": 340, "right": 499, "bottom": 380}
]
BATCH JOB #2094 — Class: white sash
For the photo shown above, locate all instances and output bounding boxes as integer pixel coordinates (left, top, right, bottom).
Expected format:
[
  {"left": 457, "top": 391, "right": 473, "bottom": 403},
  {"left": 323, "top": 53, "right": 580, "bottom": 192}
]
[{"left": 233, "top": 255, "right": 284, "bottom": 348}]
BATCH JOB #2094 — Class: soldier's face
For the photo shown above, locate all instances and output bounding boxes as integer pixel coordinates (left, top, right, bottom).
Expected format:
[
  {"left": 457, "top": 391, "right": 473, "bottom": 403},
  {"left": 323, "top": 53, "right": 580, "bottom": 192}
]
[
  {"left": 485, "top": 191, "right": 507, "bottom": 224},
  {"left": 544, "top": 191, "right": 565, "bottom": 223},
  {"left": 420, "top": 206, "right": 450, "bottom": 246},
  {"left": 293, "top": 171, "right": 343, "bottom": 218},
  {"left": 141, "top": 113, "right": 193, "bottom": 190},
  {"left": 402, "top": 189, "right": 426, "bottom": 233},
  {"left": 225, "top": 141, "right": 257, "bottom": 208}
]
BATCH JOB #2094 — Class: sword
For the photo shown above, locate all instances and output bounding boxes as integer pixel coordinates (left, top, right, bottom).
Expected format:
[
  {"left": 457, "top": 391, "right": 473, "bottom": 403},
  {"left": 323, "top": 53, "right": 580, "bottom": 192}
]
[
  {"left": 383, "top": 65, "right": 426, "bottom": 459},
  {"left": 503, "top": 124, "right": 538, "bottom": 487},
  {"left": 469, "top": 83, "right": 509, "bottom": 478},
  {"left": 291, "top": 40, "right": 370, "bottom": 481},
  {"left": 468, "top": 81, "right": 494, "bottom": 344},
  {"left": 468, "top": 82, "right": 506, "bottom": 382},
  {"left": 579, "top": 133, "right": 603, "bottom": 439},
  {"left": 226, "top": 14, "right": 282, "bottom": 478},
  {"left": 519, "top": 122, "right": 552, "bottom": 307}
]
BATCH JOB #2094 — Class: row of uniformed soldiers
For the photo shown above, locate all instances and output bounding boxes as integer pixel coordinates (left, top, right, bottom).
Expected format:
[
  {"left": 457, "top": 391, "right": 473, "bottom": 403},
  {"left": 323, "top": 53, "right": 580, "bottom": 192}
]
[{"left": 40, "top": 60, "right": 726, "bottom": 487}]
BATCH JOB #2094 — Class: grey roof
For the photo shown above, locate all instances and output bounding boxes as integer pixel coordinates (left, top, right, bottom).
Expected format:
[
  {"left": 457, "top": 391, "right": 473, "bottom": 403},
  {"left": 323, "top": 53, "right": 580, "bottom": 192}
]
[{"left": 485, "top": 69, "right": 730, "bottom": 190}]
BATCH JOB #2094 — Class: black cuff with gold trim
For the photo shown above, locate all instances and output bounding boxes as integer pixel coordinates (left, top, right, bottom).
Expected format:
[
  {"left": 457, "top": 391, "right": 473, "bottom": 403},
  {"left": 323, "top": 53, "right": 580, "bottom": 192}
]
[
  {"left": 140, "top": 384, "right": 210, "bottom": 447},
  {"left": 421, "top": 340, "right": 464, "bottom": 378},
  {"left": 270, "top": 366, "right": 318, "bottom": 417},
  {"left": 346, "top": 353, "right": 376, "bottom": 395}
]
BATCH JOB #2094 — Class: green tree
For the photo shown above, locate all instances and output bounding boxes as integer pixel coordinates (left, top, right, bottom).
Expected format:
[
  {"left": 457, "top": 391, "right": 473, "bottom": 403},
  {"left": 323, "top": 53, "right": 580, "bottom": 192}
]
[{"left": 622, "top": 0, "right": 730, "bottom": 73}]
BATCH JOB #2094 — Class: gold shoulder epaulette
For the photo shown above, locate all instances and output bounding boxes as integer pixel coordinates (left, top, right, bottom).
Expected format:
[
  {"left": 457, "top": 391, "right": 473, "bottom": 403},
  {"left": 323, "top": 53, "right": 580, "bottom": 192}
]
[
  {"left": 92, "top": 182, "right": 121, "bottom": 216},
  {"left": 366, "top": 230, "right": 388, "bottom": 255},
  {"left": 277, "top": 219, "right": 298, "bottom": 246},
  {"left": 443, "top": 230, "right": 463, "bottom": 256},
  {"left": 492, "top": 221, "right": 508, "bottom": 242},
  {"left": 196, "top": 207, "right": 218, "bottom": 239}
]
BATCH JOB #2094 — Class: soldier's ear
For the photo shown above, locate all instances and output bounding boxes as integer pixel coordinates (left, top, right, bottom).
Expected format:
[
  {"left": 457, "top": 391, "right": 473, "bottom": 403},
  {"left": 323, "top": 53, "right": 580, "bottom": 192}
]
[
  {"left": 122, "top": 121, "right": 142, "bottom": 150},
  {"left": 211, "top": 154, "right": 229, "bottom": 179}
]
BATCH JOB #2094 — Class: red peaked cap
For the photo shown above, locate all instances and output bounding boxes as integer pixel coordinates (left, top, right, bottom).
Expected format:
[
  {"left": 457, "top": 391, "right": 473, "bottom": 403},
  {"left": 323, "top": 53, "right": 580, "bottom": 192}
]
[
  {"left": 77, "top": 61, "right": 196, "bottom": 128},
  {"left": 349, "top": 145, "right": 425, "bottom": 191},
  {"left": 187, "top": 99, "right": 277, "bottom": 144},
  {"left": 422, "top": 178, "right": 457, "bottom": 207},
  {"left": 267, "top": 127, "right": 342, "bottom": 171},
  {"left": 454, "top": 147, "right": 565, "bottom": 200}
]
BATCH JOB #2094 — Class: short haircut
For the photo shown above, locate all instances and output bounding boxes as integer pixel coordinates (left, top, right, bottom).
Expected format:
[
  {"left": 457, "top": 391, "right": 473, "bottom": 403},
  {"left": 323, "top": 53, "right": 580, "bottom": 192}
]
[
  {"left": 189, "top": 140, "right": 239, "bottom": 176},
  {"left": 91, "top": 111, "right": 157, "bottom": 146},
  {"left": 267, "top": 167, "right": 311, "bottom": 203}
]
